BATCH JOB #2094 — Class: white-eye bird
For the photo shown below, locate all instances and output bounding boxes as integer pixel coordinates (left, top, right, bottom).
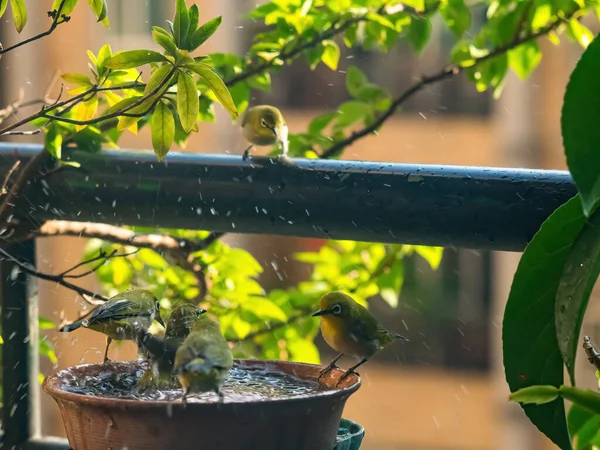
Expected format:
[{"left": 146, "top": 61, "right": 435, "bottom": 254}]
[
  {"left": 173, "top": 316, "right": 233, "bottom": 404},
  {"left": 313, "top": 291, "right": 408, "bottom": 385},
  {"left": 59, "top": 289, "right": 165, "bottom": 363},
  {"left": 241, "top": 105, "right": 289, "bottom": 161}
]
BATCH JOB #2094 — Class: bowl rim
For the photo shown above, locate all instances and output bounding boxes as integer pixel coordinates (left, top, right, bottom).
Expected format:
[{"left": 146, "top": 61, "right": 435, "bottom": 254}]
[{"left": 42, "top": 358, "right": 361, "bottom": 409}]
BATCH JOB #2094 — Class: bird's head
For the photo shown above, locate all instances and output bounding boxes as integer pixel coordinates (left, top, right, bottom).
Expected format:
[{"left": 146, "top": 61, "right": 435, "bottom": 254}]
[
  {"left": 312, "top": 291, "right": 354, "bottom": 319},
  {"left": 154, "top": 299, "right": 166, "bottom": 328},
  {"left": 249, "top": 105, "right": 287, "bottom": 143},
  {"left": 166, "top": 304, "right": 207, "bottom": 337}
]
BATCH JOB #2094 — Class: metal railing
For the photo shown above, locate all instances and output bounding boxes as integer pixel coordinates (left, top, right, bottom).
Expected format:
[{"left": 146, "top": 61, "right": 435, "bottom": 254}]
[{"left": 0, "top": 142, "right": 577, "bottom": 449}]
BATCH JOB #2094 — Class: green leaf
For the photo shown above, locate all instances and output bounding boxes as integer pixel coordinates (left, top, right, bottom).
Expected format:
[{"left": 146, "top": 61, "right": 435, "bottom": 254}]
[
  {"left": 287, "top": 339, "right": 320, "bottom": 364},
  {"left": 173, "top": 0, "right": 190, "bottom": 48},
  {"left": 322, "top": 40, "right": 340, "bottom": 70},
  {"left": 0, "top": 0, "right": 8, "bottom": 19},
  {"left": 413, "top": 246, "right": 444, "bottom": 270},
  {"left": 176, "top": 71, "right": 199, "bottom": 132},
  {"left": 104, "top": 50, "right": 168, "bottom": 69},
  {"left": 336, "top": 101, "right": 369, "bottom": 127},
  {"left": 509, "top": 385, "right": 559, "bottom": 405},
  {"left": 568, "top": 403, "right": 600, "bottom": 447},
  {"left": 242, "top": 297, "right": 288, "bottom": 323},
  {"left": 188, "top": 63, "right": 238, "bottom": 117},
  {"left": 87, "top": 0, "right": 109, "bottom": 25},
  {"left": 75, "top": 94, "right": 98, "bottom": 130},
  {"left": 440, "top": 0, "right": 471, "bottom": 38},
  {"left": 10, "top": 0, "right": 27, "bottom": 33},
  {"left": 52, "top": 0, "right": 78, "bottom": 15},
  {"left": 562, "top": 34, "right": 600, "bottom": 216},
  {"left": 508, "top": 41, "right": 542, "bottom": 80},
  {"left": 151, "top": 101, "right": 175, "bottom": 161},
  {"left": 38, "top": 317, "right": 56, "bottom": 329},
  {"left": 560, "top": 386, "right": 600, "bottom": 415},
  {"left": 187, "top": 16, "right": 222, "bottom": 52},
  {"left": 45, "top": 124, "right": 63, "bottom": 160},
  {"left": 152, "top": 28, "right": 178, "bottom": 56},
  {"left": 377, "top": 259, "right": 404, "bottom": 308},
  {"left": 503, "top": 195, "right": 585, "bottom": 450},
  {"left": 346, "top": 66, "right": 368, "bottom": 98},
  {"left": 555, "top": 208, "right": 600, "bottom": 385},
  {"left": 188, "top": 4, "right": 199, "bottom": 35},
  {"left": 61, "top": 73, "right": 92, "bottom": 86},
  {"left": 568, "top": 18, "right": 593, "bottom": 49},
  {"left": 401, "top": 0, "right": 424, "bottom": 11},
  {"left": 144, "top": 65, "right": 174, "bottom": 96},
  {"left": 406, "top": 17, "right": 431, "bottom": 53},
  {"left": 308, "top": 113, "right": 335, "bottom": 135}
]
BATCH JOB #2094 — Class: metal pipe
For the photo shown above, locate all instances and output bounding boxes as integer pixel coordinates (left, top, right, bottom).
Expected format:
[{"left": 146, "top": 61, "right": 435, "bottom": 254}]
[{"left": 0, "top": 143, "right": 577, "bottom": 251}]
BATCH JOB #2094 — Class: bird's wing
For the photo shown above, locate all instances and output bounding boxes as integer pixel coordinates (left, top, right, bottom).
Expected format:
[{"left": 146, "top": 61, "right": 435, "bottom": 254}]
[
  {"left": 349, "top": 302, "right": 381, "bottom": 341},
  {"left": 88, "top": 299, "right": 144, "bottom": 323}
]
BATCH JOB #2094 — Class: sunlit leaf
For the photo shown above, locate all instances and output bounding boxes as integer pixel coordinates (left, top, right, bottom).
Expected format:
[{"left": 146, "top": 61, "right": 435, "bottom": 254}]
[
  {"left": 10, "top": 0, "right": 27, "bottom": 33},
  {"left": 75, "top": 94, "right": 98, "bottom": 131},
  {"left": 45, "top": 124, "right": 63, "bottom": 160},
  {"left": 173, "top": 0, "right": 190, "bottom": 48},
  {"left": 152, "top": 27, "right": 178, "bottom": 56},
  {"left": 413, "top": 246, "right": 444, "bottom": 270},
  {"left": 87, "top": 0, "right": 109, "bottom": 26},
  {"left": 104, "top": 50, "right": 168, "bottom": 69},
  {"left": 508, "top": 41, "right": 542, "bottom": 80},
  {"left": 509, "top": 385, "right": 559, "bottom": 405},
  {"left": 187, "top": 16, "right": 222, "bottom": 51},
  {"left": 322, "top": 40, "right": 340, "bottom": 70},
  {"left": 188, "top": 63, "right": 238, "bottom": 117},
  {"left": 0, "top": 0, "right": 8, "bottom": 19},
  {"left": 52, "top": 0, "right": 78, "bottom": 16},
  {"left": 61, "top": 72, "right": 92, "bottom": 86},
  {"left": 440, "top": 0, "right": 471, "bottom": 38}
]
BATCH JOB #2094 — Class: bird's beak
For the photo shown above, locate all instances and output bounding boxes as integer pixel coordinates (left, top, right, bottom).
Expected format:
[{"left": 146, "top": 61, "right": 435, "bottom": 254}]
[
  {"left": 198, "top": 309, "right": 208, "bottom": 316},
  {"left": 270, "top": 127, "right": 278, "bottom": 139},
  {"left": 156, "top": 311, "right": 165, "bottom": 328},
  {"left": 312, "top": 309, "right": 331, "bottom": 317}
]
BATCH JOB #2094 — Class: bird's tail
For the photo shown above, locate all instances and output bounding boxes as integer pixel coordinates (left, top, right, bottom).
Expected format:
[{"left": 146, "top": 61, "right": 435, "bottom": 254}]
[
  {"left": 393, "top": 332, "right": 409, "bottom": 342},
  {"left": 58, "top": 320, "right": 84, "bottom": 333},
  {"left": 175, "top": 357, "right": 212, "bottom": 375}
]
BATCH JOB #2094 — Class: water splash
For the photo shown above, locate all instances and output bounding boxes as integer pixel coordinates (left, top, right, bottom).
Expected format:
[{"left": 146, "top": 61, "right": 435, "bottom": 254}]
[{"left": 59, "top": 363, "right": 332, "bottom": 403}]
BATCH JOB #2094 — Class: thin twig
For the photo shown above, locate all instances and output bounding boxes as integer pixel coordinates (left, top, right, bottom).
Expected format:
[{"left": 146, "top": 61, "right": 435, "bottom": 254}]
[
  {"left": 0, "top": 247, "right": 110, "bottom": 302},
  {"left": 583, "top": 336, "right": 600, "bottom": 372},
  {"left": 0, "top": 0, "right": 70, "bottom": 56},
  {"left": 320, "top": 11, "right": 575, "bottom": 159},
  {"left": 60, "top": 248, "right": 140, "bottom": 279},
  {"left": 0, "top": 161, "right": 21, "bottom": 196}
]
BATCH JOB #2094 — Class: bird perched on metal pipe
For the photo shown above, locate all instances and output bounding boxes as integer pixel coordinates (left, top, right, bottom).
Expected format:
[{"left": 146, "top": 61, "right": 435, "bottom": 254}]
[
  {"left": 173, "top": 316, "right": 233, "bottom": 404},
  {"left": 241, "top": 105, "right": 289, "bottom": 161},
  {"left": 313, "top": 291, "right": 409, "bottom": 385},
  {"left": 137, "top": 303, "right": 207, "bottom": 389},
  {"left": 59, "top": 289, "right": 165, "bottom": 363}
]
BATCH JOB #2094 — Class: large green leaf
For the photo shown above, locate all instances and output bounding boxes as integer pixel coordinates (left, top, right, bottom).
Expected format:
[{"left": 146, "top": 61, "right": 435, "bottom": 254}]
[
  {"left": 104, "top": 50, "right": 168, "bottom": 69},
  {"left": 187, "top": 16, "right": 222, "bottom": 52},
  {"left": 151, "top": 101, "right": 174, "bottom": 161},
  {"left": 562, "top": 34, "right": 600, "bottom": 216},
  {"left": 188, "top": 63, "right": 238, "bottom": 117},
  {"left": 173, "top": 0, "right": 190, "bottom": 48},
  {"left": 503, "top": 195, "right": 585, "bottom": 450},
  {"left": 556, "top": 208, "right": 600, "bottom": 385},
  {"left": 176, "top": 72, "right": 199, "bottom": 132}
]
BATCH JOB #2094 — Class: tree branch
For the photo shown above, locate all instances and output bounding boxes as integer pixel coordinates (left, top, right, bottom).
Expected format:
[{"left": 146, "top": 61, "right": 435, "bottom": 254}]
[
  {"left": 35, "top": 221, "right": 222, "bottom": 254},
  {"left": 0, "top": 0, "right": 70, "bottom": 56},
  {"left": 320, "top": 11, "right": 575, "bottom": 159},
  {"left": 0, "top": 247, "right": 137, "bottom": 303},
  {"left": 583, "top": 336, "right": 600, "bottom": 372}
]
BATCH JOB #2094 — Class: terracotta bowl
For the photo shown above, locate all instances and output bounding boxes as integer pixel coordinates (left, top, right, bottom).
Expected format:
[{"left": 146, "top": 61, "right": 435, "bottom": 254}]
[{"left": 43, "top": 359, "right": 361, "bottom": 450}]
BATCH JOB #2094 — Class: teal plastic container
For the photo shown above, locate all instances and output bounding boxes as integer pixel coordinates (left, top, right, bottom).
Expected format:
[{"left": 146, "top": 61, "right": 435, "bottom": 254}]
[{"left": 334, "top": 418, "right": 365, "bottom": 450}]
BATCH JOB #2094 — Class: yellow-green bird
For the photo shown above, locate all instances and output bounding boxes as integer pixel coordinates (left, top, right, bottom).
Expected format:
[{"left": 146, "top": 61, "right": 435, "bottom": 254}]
[
  {"left": 173, "top": 316, "right": 233, "bottom": 404},
  {"left": 59, "top": 289, "right": 165, "bottom": 363},
  {"left": 241, "top": 105, "right": 289, "bottom": 161},
  {"left": 313, "top": 291, "right": 409, "bottom": 385},
  {"left": 138, "top": 304, "right": 206, "bottom": 389}
]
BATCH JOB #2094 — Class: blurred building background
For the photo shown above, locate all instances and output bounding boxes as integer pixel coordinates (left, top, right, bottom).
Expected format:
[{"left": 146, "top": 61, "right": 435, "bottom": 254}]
[{"left": 1, "top": 1, "right": 598, "bottom": 449}]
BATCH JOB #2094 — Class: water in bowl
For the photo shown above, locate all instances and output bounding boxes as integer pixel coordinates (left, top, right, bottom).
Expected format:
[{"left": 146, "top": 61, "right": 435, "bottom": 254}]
[{"left": 60, "top": 362, "right": 332, "bottom": 403}]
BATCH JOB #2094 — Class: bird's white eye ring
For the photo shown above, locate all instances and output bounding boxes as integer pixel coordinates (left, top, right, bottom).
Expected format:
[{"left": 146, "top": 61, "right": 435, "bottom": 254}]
[
  {"left": 332, "top": 304, "right": 342, "bottom": 315},
  {"left": 260, "top": 118, "right": 268, "bottom": 128},
  {"left": 155, "top": 301, "right": 160, "bottom": 310}
]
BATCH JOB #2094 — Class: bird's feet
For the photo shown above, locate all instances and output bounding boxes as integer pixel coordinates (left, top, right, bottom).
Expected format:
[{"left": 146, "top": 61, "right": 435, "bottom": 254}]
[
  {"left": 242, "top": 150, "right": 250, "bottom": 161},
  {"left": 317, "top": 363, "right": 340, "bottom": 381},
  {"left": 335, "top": 369, "right": 359, "bottom": 387},
  {"left": 181, "top": 393, "right": 188, "bottom": 408}
]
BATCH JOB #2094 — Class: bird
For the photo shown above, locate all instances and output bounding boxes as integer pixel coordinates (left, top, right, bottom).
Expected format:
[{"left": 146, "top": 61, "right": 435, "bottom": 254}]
[
  {"left": 312, "top": 291, "right": 409, "bottom": 386},
  {"left": 241, "top": 105, "right": 289, "bottom": 161},
  {"left": 173, "top": 315, "right": 233, "bottom": 404},
  {"left": 137, "top": 303, "right": 207, "bottom": 389},
  {"left": 59, "top": 289, "right": 165, "bottom": 363}
]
